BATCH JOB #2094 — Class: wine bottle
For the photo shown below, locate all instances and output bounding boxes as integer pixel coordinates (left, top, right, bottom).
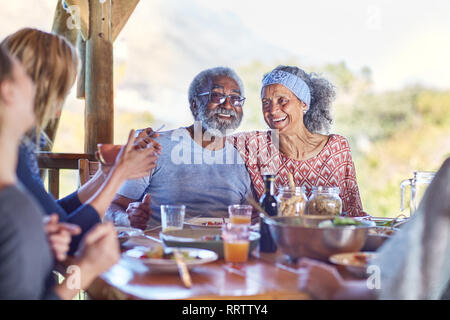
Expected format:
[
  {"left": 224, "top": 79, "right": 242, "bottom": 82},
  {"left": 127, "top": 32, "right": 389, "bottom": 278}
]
[{"left": 259, "top": 174, "right": 278, "bottom": 253}]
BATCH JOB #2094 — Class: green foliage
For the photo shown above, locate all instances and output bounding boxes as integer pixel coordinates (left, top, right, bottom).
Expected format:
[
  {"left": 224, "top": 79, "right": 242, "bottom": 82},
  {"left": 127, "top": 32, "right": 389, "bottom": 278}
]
[{"left": 415, "top": 91, "right": 450, "bottom": 126}]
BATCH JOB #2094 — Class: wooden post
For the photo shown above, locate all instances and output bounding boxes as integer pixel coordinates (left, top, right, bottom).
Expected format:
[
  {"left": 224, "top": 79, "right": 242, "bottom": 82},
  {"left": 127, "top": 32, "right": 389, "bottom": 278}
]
[
  {"left": 48, "top": 169, "right": 60, "bottom": 199},
  {"left": 111, "top": 0, "right": 140, "bottom": 42},
  {"left": 44, "top": 0, "right": 80, "bottom": 151},
  {"left": 85, "top": 0, "right": 114, "bottom": 154},
  {"left": 77, "top": 35, "right": 86, "bottom": 99}
]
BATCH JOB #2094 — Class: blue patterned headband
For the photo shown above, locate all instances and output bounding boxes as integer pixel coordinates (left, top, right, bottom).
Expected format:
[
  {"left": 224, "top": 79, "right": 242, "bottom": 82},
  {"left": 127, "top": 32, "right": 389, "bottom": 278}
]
[{"left": 261, "top": 70, "right": 311, "bottom": 110}]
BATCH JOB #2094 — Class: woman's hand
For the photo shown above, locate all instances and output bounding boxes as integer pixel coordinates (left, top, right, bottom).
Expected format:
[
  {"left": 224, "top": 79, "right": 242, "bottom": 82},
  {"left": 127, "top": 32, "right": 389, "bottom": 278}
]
[
  {"left": 44, "top": 214, "right": 81, "bottom": 262},
  {"left": 297, "top": 257, "right": 345, "bottom": 299},
  {"left": 76, "top": 222, "right": 120, "bottom": 285},
  {"left": 95, "top": 128, "right": 162, "bottom": 177},
  {"left": 135, "top": 127, "right": 162, "bottom": 152},
  {"left": 113, "top": 129, "right": 159, "bottom": 180}
]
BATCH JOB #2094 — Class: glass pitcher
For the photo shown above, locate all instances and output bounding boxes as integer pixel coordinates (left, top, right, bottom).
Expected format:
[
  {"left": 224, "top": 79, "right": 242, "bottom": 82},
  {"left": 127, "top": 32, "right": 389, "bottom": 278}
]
[{"left": 400, "top": 171, "right": 435, "bottom": 216}]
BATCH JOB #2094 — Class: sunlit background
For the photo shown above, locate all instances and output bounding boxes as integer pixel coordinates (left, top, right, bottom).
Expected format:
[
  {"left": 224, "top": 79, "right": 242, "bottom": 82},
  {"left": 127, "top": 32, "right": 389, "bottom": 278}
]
[{"left": 2, "top": 0, "right": 450, "bottom": 217}]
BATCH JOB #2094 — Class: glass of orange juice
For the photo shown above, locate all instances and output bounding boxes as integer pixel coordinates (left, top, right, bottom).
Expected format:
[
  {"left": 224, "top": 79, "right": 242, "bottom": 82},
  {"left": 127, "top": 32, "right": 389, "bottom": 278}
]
[
  {"left": 222, "top": 223, "right": 250, "bottom": 265},
  {"left": 228, "top": 205, "right": 252, "bottom": 225}
]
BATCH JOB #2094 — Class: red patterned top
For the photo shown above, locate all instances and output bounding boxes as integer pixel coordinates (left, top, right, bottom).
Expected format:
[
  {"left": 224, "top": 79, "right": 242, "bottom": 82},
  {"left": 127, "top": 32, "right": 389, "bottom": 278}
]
[{"left": 228, "top": 131, "right": 366, "bottom": 217}]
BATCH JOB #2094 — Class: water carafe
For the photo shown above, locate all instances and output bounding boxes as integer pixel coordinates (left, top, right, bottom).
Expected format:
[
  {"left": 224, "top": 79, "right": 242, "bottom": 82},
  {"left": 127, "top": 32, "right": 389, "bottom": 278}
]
[{"left": 400, "top": 171, "right": 435, "bottom": 216}]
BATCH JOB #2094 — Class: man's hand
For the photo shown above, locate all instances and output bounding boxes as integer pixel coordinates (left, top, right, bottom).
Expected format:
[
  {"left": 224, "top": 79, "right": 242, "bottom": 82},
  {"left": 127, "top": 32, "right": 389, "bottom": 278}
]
[
  {"left": 297, "top": 257, "right": 345, "bottom": 300},
  {"left": 126, "top": 194, "right": 152, "bottom": 230},
  {"left": 44, "top": 214, "right": 81, "bottom": 261}
]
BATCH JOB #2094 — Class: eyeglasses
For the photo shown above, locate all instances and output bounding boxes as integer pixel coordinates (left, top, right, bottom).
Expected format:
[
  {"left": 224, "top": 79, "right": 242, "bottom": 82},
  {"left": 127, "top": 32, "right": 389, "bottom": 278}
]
[{"left": 197, "top": 91, "right": 246, "bottom": 108}]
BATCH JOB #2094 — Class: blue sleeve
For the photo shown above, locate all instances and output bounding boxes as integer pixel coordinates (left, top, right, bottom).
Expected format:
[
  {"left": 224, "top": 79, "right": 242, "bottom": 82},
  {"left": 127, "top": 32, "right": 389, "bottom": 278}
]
[
  {"left": 65, "top": 204, "right": 101, "bottom": 253},
  {"left": 16, "top": 145, "right": 101, "bottom": 253},
  {"left": 16, "top": 145, "right": 68, "bottom": 220},
  {"left": 57, "top": 191, "right": 83, "bottom": 213}
]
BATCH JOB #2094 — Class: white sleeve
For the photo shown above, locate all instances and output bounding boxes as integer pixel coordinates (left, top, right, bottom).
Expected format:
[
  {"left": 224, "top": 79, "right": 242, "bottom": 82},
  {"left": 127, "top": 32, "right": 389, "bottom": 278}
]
[{"left": 117, "top": 175, "right": 150, "bottom": 200}]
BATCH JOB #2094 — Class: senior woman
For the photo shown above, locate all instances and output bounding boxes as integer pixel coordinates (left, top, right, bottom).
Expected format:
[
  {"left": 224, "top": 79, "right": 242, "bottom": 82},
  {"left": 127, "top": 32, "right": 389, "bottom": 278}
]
[{"left": 231, "top": 65, "right": 366, "bottom": 217}]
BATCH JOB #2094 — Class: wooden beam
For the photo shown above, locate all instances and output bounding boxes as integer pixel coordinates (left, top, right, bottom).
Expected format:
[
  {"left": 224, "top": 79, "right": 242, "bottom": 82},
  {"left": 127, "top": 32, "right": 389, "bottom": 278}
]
[
  {"left": 48, "top": 169, "right": 60, "bottom": 199},
  {"left": 64, "top": 0, "right": 90, "bottom": 40},
  {"left": 76, "top": 35, "right": 86, "bottom": 99},
  {"left": 37, "top": 152, "right": 96, "bottom": 170},
  {"left": 85, "top": 0, "right": 114, "bottom": 154},
  {"left": 111, "top": 0, "right": 140, "bottom": 42},
  {"left": 52, "top": 0, "right": 79, "bottom": 45}
]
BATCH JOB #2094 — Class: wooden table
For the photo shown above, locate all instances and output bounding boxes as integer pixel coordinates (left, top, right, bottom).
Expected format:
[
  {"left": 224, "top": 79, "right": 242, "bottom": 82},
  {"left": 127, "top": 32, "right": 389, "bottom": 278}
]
[{"left": 87, "top": 230, "right": 311, "bottom": 300}]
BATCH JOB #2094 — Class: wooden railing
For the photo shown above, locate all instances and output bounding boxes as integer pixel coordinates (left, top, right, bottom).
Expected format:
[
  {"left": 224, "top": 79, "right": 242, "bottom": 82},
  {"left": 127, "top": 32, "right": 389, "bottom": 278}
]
[{"left": 37, "top": 152, "right": 96, "bottom": 199}]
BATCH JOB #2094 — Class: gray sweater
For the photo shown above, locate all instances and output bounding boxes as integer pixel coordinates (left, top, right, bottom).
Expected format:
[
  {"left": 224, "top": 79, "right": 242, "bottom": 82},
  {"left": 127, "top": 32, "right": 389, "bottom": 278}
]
[{"left": 0, "top": 184, "right": 58, "bottom": 299}]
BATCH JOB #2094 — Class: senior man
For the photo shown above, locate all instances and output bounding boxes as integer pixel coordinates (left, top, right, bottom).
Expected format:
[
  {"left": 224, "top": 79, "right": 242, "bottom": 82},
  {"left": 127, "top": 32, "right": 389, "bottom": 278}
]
[{"left": 106, "top": 67, "right": 253, "bottom": 229}]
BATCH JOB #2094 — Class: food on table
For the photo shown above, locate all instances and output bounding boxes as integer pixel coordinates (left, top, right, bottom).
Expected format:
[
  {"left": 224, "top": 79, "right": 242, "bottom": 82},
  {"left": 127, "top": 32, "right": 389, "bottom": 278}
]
[
  {"left": 318, "top": 217, "right": 363, "bottom": 228},
  {"left": 200, "top": 234, "right": 222, "bottom": 241},
  {"left": 329, "top": 252, "right": 377, "bottom": 269},
  {"left": 278, "top": 191, "right": 307, "bottom": 216},
  {"left": 140, "top": 245, "right": 165, "bottom": 259},
  {"left": 117, "top": 231, "right": 130, "bottom": 245},
  {"left": 306, "top": 187, "right": 342, "bottom": 216},
  {"left": 353, "top": 253, "right": 370, "bottom": 264},
  {"left": 277, "top": 174, "right": 307, "bottom": 217},
  {"left": 364, "top": 214, "right": 408, "bottom": 228},
  {"left": 139, "top": 246, "right": 200, "bottom": 261},
  {"left": 201, "top": 221, "right": 223, "bottom": 226},
  {"left": 332, "top": 217, "right": 363, "bottom": 226}
]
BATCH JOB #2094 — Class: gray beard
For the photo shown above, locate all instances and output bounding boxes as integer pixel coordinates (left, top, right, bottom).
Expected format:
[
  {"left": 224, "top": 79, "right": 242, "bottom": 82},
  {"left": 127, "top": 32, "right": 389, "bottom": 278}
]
[{"left": 196, "top": 105, "right": 242, "bottom": 136}]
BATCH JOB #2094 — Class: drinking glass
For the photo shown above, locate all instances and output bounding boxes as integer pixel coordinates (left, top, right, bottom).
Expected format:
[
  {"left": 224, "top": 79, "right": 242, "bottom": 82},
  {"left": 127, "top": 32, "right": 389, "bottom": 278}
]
[
  {"left": 161, "top": 205, "right": 185, "bottom": 232},
  {"left": 222, "top": 223, "right": 250, "bottom": 265},
  {"left": 228, "top": 204, "right": 252, "bottom": 225}
]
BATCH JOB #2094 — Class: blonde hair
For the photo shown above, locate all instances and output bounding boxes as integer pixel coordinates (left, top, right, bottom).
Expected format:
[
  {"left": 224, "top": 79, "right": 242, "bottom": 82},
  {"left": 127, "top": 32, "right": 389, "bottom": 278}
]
[{"left": 1, "top": 28, "right": 78, "bottom": 143}]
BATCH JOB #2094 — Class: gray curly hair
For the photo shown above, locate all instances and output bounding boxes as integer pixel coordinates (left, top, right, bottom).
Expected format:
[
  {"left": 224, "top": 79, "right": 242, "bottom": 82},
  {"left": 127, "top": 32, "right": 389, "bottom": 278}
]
[
  {"left": 264, "top": 65, "right": 336, "bottom": 134},
  {"left": 188, "top": 66, "right": 245, "bottom": 117}
]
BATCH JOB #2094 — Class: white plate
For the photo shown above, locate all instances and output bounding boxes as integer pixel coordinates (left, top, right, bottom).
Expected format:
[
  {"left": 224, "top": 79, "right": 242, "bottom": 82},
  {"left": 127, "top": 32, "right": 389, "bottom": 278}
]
[
  {"left": 184, "top": 217, "right": 229, "bottom": 229},
  {"left": 123, "top": 246, "right": 218, "bottom": 272},
  {"left": 329, "top": 252, "right": 377, "bottom": 277},
  {"left": 115, "top": 226, "right": 144, "bottom": 237}
]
